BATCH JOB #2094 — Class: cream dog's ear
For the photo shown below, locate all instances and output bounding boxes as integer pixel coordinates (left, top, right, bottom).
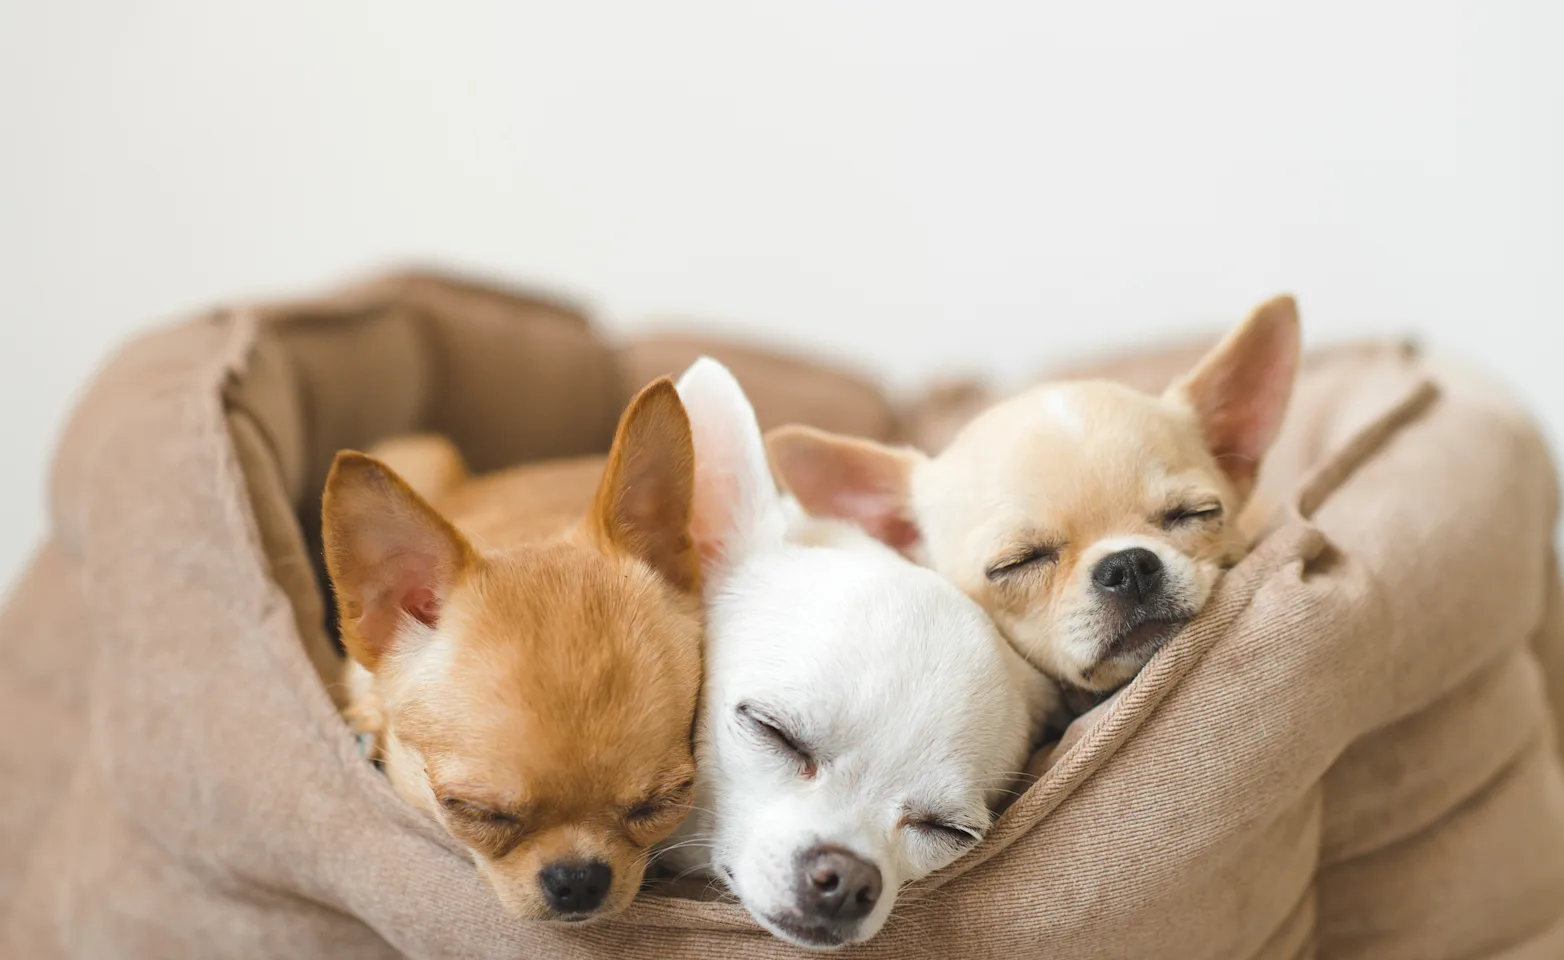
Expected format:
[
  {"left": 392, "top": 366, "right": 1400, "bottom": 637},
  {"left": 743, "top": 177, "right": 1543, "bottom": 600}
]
[
  {"left": 765, "top": 425, "right": 926, "bottom": 552},
  {"left": 1165, "top": 294, "right": 1301, "bottom": 497}
]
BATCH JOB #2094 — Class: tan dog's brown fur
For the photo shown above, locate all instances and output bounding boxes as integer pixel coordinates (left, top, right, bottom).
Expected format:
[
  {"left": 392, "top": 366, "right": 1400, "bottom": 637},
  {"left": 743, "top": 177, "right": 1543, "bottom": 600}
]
[
  {"left": 768, "top": 296, "right": 1300, "bottom": 696},
  {"left": 323, "top": 379, "right": 703, "bottom": 922}
]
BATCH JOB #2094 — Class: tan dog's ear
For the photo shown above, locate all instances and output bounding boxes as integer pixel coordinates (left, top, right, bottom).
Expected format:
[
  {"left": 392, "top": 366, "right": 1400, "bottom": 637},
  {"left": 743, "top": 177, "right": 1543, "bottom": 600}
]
[
  {"left": 766, "top": 425, "right": 924, "bottom": 552},
  {"left": 1165, "top": 294, "right": 1301, "bottom": 495},
  {"left": 322, "top": 452, "right": 475, "bottom": 672},
  {"left": 590, "top": 378, "right": 700, "bottom": 596}
]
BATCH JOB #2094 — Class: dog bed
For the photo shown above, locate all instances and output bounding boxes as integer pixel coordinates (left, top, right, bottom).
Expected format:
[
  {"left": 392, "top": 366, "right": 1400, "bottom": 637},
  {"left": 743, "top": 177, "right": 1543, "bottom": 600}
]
[{"left": 3, "top": 270, "right": 1562, "bottom": 959}]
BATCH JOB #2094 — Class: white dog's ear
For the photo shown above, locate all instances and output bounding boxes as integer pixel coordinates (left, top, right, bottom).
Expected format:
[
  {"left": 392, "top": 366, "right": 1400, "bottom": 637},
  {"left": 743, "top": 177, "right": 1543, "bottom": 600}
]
[
  {"left": 1165, "top": 294, "right": 1300, "bottom": 497},
  {"left": 675, "top": 358, "right": 787, "bottom": 584},
  {"left": 765, "top": 425, "right": 925, "bottom": 553}
]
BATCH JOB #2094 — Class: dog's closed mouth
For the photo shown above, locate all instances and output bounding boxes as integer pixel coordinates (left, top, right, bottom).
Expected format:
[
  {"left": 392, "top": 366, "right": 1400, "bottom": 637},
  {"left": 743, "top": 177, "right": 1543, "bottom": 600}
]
[
  {"left": 765, "top": 912, "right": 855, "bottom": 948},
  {"left": 1105, "top": 616, "right": 1187, "bottom": 659}
]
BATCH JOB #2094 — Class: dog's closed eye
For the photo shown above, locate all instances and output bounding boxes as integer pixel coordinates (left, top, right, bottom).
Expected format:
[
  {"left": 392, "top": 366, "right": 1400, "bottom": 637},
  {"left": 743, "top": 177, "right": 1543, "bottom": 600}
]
[
  {"left": 438, "top": 795, "right": 532, "bottom": 856},
  {"left": 440, "top": 795, "right": 525, "bottom": 827},
  {"left": 624, "top": 800, "right": 662, "bottom": 823},
  {"left": 625, "top": 778, "right": 695, "bottom": 824},
  {"left": 984, "top": 544, "right": 1061, "bottom": 581},
  {"left": 736, "top": 702, "right": 817, "bottom": 778},
  {"left": 904, "top": 816, "right": 984, "bottom": 850},
  {"left": 1161, "top": 502, "right": 1224, "bottom": 529}
]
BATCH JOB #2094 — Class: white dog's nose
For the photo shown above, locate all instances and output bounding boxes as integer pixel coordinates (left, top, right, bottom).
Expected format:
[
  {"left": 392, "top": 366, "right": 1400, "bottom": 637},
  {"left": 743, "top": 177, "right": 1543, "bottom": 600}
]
[{"left": 795, "top": 845, "right": 882, "bottom": 923}]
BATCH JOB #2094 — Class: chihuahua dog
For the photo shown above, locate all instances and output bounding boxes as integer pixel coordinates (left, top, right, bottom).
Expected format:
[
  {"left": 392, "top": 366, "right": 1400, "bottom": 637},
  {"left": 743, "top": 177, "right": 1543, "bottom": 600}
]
[
  {"left": 767, "top": 296, "right": 1300, "bottom": 695},
  {"left": 658, "top": 358, "right": 1056, "bottom": 950},
  {"left": 323, "top": 378, "right": 703, "bottom": 922}
]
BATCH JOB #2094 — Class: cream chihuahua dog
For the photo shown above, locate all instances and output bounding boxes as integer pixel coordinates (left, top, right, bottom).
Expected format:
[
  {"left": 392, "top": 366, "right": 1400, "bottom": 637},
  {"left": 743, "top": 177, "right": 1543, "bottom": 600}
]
[
  {"left": 768, "top": 296, "right": 1300, "bottom": 695},
  {"left": 660, "top": 359, "right": 1057, "bottom": 950}
]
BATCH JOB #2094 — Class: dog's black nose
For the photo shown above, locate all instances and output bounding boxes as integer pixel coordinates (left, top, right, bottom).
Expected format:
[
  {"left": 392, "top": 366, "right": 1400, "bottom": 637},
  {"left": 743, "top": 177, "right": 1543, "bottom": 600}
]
[
  {"left": 1092, "top": 548, "right": 1164, "bottom": 605},
  {"left": 796, "top": 845, "right": 882, "bottom": 923},
  {"left": 538, "top": 860, "right": 612, "bottom": 914}
]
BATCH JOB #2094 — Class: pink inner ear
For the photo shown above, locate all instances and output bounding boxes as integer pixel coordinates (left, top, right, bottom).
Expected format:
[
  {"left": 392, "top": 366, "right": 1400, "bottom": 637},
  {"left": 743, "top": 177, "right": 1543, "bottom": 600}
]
[
  {"left": 381, "top": 553, "right": 446, "bottom": 632},
  {"left": 353, "top": 573, "right": 445, "bottom": 659},
  {"left": 691, "top": 467, "right": 742, "bottom": 568},
  {"left": 831, "top": 489, "right": 920, "bottom": 551},
  {"left": 774, "top": 437, "right": 922, "bottom": 552},
  {"left": 1190, "top": 336, "right": 1296, "bottom": 486},
  {"left": 403, "top": 584, "right": 442, "bottom": 627},
  {"left": 1222, "top": 345, "right": 1292, "bottom": 445},
  {"left": 872, "top": 514, "right": 922, "bottom": 552}
]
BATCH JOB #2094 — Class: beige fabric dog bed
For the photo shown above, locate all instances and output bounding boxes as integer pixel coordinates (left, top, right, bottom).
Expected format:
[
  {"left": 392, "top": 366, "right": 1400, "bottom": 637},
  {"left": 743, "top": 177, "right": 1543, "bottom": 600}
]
[{"left": 3, "top": 271, "right": 1563, "bottom": 959}]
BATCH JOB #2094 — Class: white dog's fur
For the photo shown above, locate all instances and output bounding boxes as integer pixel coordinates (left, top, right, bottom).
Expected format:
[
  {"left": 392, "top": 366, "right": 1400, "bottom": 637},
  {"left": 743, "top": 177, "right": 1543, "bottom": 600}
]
[{"left": 659, "top": 358, "right": 1058, "bottom": 950}]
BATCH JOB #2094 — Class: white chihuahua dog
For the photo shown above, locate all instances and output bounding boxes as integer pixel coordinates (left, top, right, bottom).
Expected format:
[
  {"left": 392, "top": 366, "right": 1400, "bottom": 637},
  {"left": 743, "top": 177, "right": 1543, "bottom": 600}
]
[{"left": 660, "top": 358, "right": 1059, "bottom": 950}]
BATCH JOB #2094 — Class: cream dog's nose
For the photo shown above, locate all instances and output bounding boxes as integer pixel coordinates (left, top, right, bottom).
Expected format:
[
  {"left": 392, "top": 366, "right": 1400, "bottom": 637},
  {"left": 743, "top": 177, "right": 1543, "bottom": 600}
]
[{"left": 1093, "top": 547, "right": 1164, "bottom": 606}]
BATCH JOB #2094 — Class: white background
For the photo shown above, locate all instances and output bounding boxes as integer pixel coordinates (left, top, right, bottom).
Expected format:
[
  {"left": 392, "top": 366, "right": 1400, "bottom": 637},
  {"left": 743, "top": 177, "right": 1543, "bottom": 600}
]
[{"left": 2, "top": 0, "right": 1561, "bottom": 592}]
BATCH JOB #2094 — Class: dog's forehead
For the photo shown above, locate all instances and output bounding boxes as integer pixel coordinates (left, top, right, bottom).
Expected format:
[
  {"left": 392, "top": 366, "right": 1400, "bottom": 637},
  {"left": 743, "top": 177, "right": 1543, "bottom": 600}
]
[
  {"left": 460, "top": 547, "right": 701, "bottom": 679},
  {"left": 951, "top": 382, "right": 1191, "bottom": 474},
  {"left": 414, "top": 661, "right": 694, "bottom": 810},
  {"left": 403, "top": 552, "right": 700, "bottom": 805},
  {"left": 719, "top": 546, "right": 995, "bottom": 661},
  {"left": 713, "top": 548, "right": 1014, "bottom": 762},
  {"left": 925, "top": 382, "right": 1214, "bottom": 532}
]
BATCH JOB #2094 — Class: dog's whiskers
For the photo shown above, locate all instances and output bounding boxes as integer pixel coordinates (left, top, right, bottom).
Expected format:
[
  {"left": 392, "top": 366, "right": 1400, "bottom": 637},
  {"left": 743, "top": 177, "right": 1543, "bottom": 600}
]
[
  {"left": 667, "top": 860, "right": 719, "bottom": 883},
  {"left": 879, "top": 901, "right": 937, "bottom": 944},
  {"left": 653, "top": 836, "right": 719, "bottom": 856}
]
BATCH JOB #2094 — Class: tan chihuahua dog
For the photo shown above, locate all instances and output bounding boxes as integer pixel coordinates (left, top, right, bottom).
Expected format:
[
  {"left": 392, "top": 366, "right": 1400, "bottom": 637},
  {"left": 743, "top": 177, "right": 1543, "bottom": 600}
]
[
  {"left": 323, "top": 379, "right": 703, "bottom": 922},
  {"left": 769, "top": 296, "right": 1300, "bottom": 696}
]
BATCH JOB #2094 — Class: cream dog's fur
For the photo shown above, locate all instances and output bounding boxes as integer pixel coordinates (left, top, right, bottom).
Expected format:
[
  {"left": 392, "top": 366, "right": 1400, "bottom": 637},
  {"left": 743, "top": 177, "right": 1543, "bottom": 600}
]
[{"left": 769, "top": 296, "right": 1300, "bottom": 694}]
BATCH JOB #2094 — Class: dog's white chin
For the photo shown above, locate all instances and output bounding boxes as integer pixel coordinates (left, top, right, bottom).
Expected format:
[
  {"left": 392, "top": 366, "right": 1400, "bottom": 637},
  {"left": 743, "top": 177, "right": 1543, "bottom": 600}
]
[
  {"left": 723, "top": 858, "right": 890, "bottom": 951},
  {"left": 755, "top": 909, "right": 886, "bottom": 951}
]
